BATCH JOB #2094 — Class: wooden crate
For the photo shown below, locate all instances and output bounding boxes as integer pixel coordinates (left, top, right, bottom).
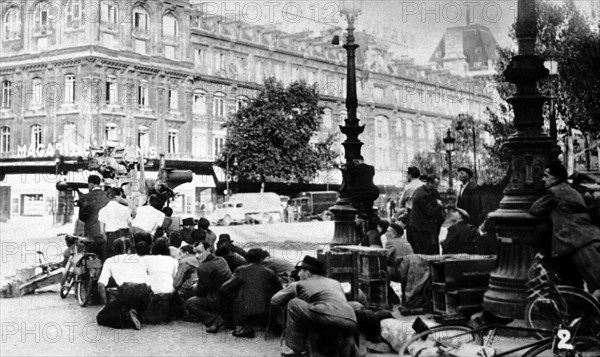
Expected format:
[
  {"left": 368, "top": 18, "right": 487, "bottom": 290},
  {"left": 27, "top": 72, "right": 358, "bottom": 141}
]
[
  {"left": 359, "top": 279, "right": 389, "bottom": 310},
  {"left": 431, "top": 255, "right": 496, "bottom": 289},
  {"left": 317, "top": 249, "right": 358, "bottom": 301},
  {"left": 432, "top": 284, "right": 487, "bottom": 321},
  {"left": 337, "top": 245, "right": 389, "bottom": 279},
  {"left": 337, "top": 246, "right": 390, "bottom": 308}
]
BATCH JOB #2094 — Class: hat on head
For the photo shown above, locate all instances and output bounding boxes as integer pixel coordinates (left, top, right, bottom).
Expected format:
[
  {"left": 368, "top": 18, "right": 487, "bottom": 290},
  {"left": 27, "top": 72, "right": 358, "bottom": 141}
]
[
  {"left": 182, "top": 217, "right": 197, "bottom": 226},
  {"left": 388, "top": 223, "right": 404, "bottom": 237},
  {"left": 197, "top": 217, "right": 210, "bottom": 230},
  {"left": 457, "top": 167, "right": 474, "bottom": 178},
  {"left": 295, "top": 255, "right": 326, "bottom": 275}
]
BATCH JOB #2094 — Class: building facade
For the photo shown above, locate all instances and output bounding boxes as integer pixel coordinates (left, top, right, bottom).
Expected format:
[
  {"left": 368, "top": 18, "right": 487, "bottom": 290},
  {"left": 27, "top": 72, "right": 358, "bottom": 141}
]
[{"left": 0, "top": 0, "right": 496, "bottom": 218}]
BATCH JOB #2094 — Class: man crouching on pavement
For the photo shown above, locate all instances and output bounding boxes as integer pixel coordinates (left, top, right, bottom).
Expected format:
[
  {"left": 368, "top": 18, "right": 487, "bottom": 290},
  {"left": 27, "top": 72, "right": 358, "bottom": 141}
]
[
  {"left": 96, "top": 238, "right": 152, "bottom": 330},
  {"left": 271, "top": 256, "right": 358, "bottom": 357}
]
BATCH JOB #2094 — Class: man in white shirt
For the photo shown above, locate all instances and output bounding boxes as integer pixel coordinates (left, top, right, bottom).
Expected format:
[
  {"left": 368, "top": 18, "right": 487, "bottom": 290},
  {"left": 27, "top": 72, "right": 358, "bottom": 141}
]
[
  {"left": 97, "top": 238, "right": 151, "bottom": 330},
  {"left": 131, "top": 195, "right": 165, "bottom": 236},
  {"left": 397, "top": 167, "right": 425, "bottom": 247},
  {"left": 98, "top": 188, "right": 132, "bottom": 259}
]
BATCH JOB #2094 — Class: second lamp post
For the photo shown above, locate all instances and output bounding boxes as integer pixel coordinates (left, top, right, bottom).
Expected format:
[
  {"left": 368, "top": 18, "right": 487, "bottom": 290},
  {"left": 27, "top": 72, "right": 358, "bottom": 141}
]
[{"left": 443, "top": 129, "right": 456, "bottom": 193}]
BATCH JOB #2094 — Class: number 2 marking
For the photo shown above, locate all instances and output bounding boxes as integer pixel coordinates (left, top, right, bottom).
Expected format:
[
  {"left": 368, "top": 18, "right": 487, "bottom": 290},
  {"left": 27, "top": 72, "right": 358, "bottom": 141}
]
[{"left": 557, "top": 329, "right": 574, "bottom": 350}]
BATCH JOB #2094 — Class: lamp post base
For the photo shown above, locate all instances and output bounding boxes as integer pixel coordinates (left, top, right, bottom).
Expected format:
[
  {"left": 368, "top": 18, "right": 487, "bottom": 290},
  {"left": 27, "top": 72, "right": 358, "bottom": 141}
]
[{"left": 329, "top": 197, "right": 359, "bottom": 246}]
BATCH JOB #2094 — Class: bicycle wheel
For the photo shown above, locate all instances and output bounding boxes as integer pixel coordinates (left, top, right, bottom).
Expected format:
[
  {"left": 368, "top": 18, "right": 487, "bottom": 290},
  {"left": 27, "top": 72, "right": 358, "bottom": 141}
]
[
  {"left": 399, "top": 325, "right": 483, "bottom": 356},
  {"left": 523, "top": 336, "right": 600, "bottom": 357},
  {"left": 525, "top": 286, "right": 600, "bottom": 340},
  {"left": 59, "top": 271, "right": 74, "bottom": 299},
  {"left": 77, "top": 270, "right": 93, "bottom": 307}
]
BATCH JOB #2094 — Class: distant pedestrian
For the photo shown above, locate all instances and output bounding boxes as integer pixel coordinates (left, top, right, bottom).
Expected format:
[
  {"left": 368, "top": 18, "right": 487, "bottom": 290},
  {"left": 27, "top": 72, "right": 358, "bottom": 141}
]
[
  {"left": 409, "top": 175, "right": 444, "bottom": 255},
  {"left": 456, "top": 166, "right": 482, "bottom": 226},
  {"left": 79, "top": 174, "right": 110, "bottom": 261},
  {"left": 398, "top": 167, "right": 424, "bottom": 247}
]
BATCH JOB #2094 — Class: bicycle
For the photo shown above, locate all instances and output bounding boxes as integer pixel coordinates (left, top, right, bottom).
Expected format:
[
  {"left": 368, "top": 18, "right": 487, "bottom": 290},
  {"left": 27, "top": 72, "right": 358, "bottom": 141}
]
[
  {"left": 399, "top": 316, "right": 600, "bottom": 356},
  {"left": 10, "top": 251, "right": 65, "bottom": 297},
  {"left": 59, "top": 233, "right": 103, "bottom": 307},
  {"left": 525, "top": 254, "right": 600, "bottom": 340},
  {"left": 399, "top": 253, "right": 600, "bottom": 356}
]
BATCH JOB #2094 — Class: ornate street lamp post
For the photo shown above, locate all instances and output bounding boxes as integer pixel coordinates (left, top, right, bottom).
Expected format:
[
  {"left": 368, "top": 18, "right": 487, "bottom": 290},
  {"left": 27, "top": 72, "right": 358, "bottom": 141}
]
[
  {"left": 329, "top": 0, "right": 368, "bottom": 246},
  {"left": 544, "top": 50, "right": 559, "bottom": 141},
  {"left": 482, "top": 0, "right": 561, "bottom": 318},
  {"left": 443, "top": 129, "right": 456, "bottom": 194}
]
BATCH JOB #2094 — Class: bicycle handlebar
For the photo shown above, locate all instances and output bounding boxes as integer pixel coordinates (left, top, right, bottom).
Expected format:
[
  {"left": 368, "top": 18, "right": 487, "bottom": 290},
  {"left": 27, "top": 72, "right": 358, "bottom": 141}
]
[{"left": 58, "top": 233, "right": 95, "bottom": 244}]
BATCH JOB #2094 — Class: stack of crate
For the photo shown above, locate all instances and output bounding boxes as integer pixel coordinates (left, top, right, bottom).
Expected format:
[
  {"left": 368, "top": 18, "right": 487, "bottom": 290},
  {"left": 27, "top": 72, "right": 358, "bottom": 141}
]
[
  {"left": 431, "top": 255, "right": 497, "bottom": 322},
  {"left": 317, "top": 248, "right": 358, "bottom": 301},
  {"left": 339, "top": 245, "right": 390, "bottom": 310}
]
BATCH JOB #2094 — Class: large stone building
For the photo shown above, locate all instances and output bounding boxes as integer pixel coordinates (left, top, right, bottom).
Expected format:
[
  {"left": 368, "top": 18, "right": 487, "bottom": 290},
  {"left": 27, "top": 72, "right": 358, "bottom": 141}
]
[{"left": 0, "top": 0, "right": 496, "bottom": 217}]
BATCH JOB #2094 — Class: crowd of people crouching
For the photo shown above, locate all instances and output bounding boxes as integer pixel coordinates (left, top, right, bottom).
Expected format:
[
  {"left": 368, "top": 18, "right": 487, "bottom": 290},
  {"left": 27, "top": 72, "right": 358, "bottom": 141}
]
[{"left": 94, "top": 223, "right": 389, "bottom": 356}]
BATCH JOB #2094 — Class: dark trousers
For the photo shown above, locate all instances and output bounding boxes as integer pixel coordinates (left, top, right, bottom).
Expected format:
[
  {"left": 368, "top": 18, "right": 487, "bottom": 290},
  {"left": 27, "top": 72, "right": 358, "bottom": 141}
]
[
  {"left": 97, "top": 283, "right": 152, "bottom": 329},
  {"left": 569, "top": 241, "right": 600, "bottom": 292},
  {"left": 411, "top": 230, "right": 440, "bottom": 255},
  {"left": 286, "top": 298, "right": 357, "bottom": 353},
  {"left": 90, "top": 236, "right": 107, "bottom": 262},
  {"left": 184, "top": 293, "right": 225, "bottom": 327}
]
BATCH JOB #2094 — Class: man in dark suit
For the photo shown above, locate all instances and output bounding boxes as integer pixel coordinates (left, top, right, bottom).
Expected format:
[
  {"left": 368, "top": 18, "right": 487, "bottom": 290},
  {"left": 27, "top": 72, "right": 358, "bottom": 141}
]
[
  {"left": 271, "top": 256, "right": 358, "bottom": 357},
  {"left": 441, "top": 207, "right": 477, "bottom": 254},
  {"left": 409, "top": 175, "right": 444, "bottom": 255},
  {"left": 183, "top": 242, "right": 232, "bottom": 331},
  {"left": 341, "top": 155, "right": 380, "bottom": 210},
  {"left": 78, "top": 174, "right": 110, "bottom": 261},
  {"left": 456, "top": 167, "right": 481, "bottom": 226},
  {"left": 221, "top": 248, "right": 282, "bottom": 338}
]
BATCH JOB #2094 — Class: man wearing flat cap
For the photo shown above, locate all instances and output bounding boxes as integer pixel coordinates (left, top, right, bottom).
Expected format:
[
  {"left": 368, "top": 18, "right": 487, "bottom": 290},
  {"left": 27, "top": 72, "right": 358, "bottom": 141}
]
[
  {"left": 442, "top": 206, "right": 477, "bottom": 254},
  {"left": 271, "top": 255, "right": 358, "bottom": 357},
  {"left": 456, "top": 166, "right": 481, "bottom": 226},
  {"left": 180, "top": 217, "right": 197, "bottom": 245}
]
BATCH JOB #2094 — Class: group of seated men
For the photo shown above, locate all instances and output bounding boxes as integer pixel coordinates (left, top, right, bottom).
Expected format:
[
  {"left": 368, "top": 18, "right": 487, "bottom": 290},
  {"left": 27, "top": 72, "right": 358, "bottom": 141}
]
[{"left": 95, "top": 229, "right": 388, "bottom": 357}]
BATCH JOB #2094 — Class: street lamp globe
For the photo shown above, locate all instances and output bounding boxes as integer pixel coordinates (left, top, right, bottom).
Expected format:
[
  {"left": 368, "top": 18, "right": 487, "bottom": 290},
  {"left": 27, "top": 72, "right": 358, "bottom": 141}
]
[
  {"left": 543, "top": 56, "right": 558, "bottom": 76},
  {"left": 340, "top": 0, "right": 363, "bottom": 18},
  {"left": 443, "top": 129, "right": 456, "bottom": 153}
]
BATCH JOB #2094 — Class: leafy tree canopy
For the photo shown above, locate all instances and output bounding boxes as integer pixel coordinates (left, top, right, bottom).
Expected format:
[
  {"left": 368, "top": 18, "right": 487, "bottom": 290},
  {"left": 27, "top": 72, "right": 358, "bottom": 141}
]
[
  {"left": 495, "top": 0, "right": 600, "bottom": 136},
  {"left": 216, "top": 77, "right": 336, "bottom": 184}
]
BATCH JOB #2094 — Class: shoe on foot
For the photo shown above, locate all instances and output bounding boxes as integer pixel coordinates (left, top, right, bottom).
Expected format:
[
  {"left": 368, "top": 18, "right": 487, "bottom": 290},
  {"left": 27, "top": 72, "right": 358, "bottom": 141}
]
[
  {"left": 128, "top": 309, "right": 141, "bottom": 330},
  {"left": 280, "top": 349, "right": 305, "bottom": 357},
  {"left": 232, "top": 325, "right": 255, "bottom": 338},
  {"left": 206, "top": 324, "right": 220, "bottom": 333}
]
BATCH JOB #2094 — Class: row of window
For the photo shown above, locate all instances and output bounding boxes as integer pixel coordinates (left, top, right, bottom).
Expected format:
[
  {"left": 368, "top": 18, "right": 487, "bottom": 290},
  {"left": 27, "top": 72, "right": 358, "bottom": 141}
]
[
  {"left": 1, "top": 79, "right": 249, "bottom": 116},
  {"left": 0, "top": 124, "right": 179, "bottom": 155},
  {"left": 3, "top": 2, "right": 180, "bottom": 41}
]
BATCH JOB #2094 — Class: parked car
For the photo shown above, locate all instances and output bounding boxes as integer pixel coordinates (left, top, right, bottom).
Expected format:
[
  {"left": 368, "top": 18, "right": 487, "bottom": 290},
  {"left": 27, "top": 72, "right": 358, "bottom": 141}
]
[
  {"left": 208, "top": 192, "right": 284, "bottom": 226},
  {"left": 289, "top": 191, "right": 338, "bottom": 221}
]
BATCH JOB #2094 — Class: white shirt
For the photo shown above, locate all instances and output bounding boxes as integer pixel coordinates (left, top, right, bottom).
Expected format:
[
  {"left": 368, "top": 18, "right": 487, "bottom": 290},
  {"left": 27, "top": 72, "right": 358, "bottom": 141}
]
[
  {"left": 98, "top": 254, "right": 149, "bottom": 286},
  {"left": 98, "top": 200, "right": 132, "bottom": 232},
  {"left": 399, "top": 179, "right": 425, "bottom": 210},
  {"left": 144, "top": 255, "right": 178, "bottom": 294},
  {"left": 132, "top": 206, "right": 165, "bottom": 234}
]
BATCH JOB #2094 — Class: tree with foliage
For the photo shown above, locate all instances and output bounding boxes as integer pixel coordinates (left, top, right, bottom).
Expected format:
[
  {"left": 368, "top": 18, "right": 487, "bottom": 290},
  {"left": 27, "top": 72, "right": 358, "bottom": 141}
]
[
  {"left": 412, "top": 109, "right": 513, "bottom": 187},
  {"left": 216, "top": 77, "right": 337, "bottom": 186},
  {"left": 494, "top": 0, "right": 600, "bottom": 173}
]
